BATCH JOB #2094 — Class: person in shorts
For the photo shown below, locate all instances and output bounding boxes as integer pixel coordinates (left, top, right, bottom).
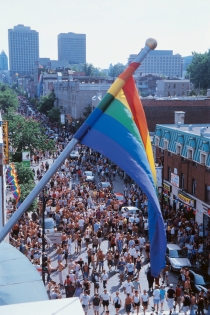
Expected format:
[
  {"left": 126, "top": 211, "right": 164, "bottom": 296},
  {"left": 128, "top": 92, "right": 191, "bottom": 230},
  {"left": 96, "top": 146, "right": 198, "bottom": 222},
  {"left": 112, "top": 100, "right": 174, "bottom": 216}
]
[
  {"left": 141, "top": 289, "right": 149, "bottom": 315},
  {"left": 80, "top": 290, "right": 90, "bottom": 315},
  {"left": 92, "top": 293, "right": 101, "bottom": 315},
  {"left": 113, "top": 291, "right": 121, "bottom": 315},
  {"left": 100, "top": 289, "right": 111, "bottom": 312},
  {"left": 152, "top": 284, "right": 160, "bottom": 313},
  {"left": 167, "top": 284, "right": 175, "bottom": 314}
]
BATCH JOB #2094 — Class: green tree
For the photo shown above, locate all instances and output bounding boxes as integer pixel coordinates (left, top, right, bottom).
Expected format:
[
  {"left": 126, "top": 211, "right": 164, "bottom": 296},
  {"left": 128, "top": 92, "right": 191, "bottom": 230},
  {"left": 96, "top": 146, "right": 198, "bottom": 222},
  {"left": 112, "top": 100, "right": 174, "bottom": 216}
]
[
  {"left": 19, "top": 181, "right": 37, "bottom": 212},
  {"left": 81, "top": 63, "right": 94, "bottom": 76},
  {"left": 82, "top": 104, "right": 92, "bottom": 121},
  {"left": 7, "top": 114, "right": 55, "bottom": 162},
  {"left": 0, "top": 83, "right": 19, "bottom": 113},
  {"left": 108, "top": 63, "right": 126, "bottom": 79},
  {"left": 14, "top": 162, "right": 34, "bottom": 184},
  {"left": 187, "top": 51, "right": 210, "bottom": 90},
  {"left": 38, "top": 91, "right": 56, "bottom": 114},
  {"left": 48, "top": 106, "right": 61, "bottom": 122}
]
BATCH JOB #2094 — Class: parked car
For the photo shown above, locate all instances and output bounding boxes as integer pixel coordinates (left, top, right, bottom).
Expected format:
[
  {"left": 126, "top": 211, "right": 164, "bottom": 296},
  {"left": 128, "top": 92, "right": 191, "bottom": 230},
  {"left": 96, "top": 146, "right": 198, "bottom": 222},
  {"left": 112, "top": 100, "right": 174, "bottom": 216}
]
[
  {"left": 189, "top": 269, "right": 210, "bottom": 293},
  {"left": 98, "top": 181, "right": 112, "bottom": 189},
  {"left": 121, "top": 206, "right": 141, "bottom": 215},
  {"left": 166, "top": 244, "right": 191, "bottom": 271},
  {"left": 114, "top": 192, "right": 124, "bottom": 204},
  {"left": 84, "top": 171, "right": 95, "bottom": 182},
  {"left": 39, "top": 218, "right": 56, "bottom": 234},
  {"left": 70, "top": 151, "right": 80, "bottom": 159}
]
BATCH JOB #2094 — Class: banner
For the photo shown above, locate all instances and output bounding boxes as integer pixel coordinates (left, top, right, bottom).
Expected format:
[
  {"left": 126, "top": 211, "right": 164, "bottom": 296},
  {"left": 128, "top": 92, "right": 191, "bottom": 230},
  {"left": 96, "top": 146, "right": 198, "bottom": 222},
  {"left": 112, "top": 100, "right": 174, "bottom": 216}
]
[
  {"left": 171, "top": 173, "right": 179, "bottom": 187},
  {"left": 178, "top": 190, "right": 196, "bottom": 208}
]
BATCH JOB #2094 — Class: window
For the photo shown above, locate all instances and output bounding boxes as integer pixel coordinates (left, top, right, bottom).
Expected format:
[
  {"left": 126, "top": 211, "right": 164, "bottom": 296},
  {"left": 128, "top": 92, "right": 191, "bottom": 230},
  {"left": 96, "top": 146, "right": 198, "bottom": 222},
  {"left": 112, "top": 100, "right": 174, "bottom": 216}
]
[
  {"left": 187, "top": 149, "right": 193, "bottom": 159},
  {"left": 200, "top": 153, "right": 207, "bottom": 165},
  {"left": 192, "top": 179, "right": 196, "bottom": 195},
  {"left": 163, "top": 140, "right": 168, "bottom": 150},
  {"left": 205, "top": 185, "right": 210, "bottom": 205},
  {"left": 155, "top": 137, "right": 160, "bottom": 147},
  {"left": 168, "top": 167, "right": 171, "bottom": 181},
  {"left": 176, "top": 144, "right": 182, "bottom": 155},
  {"left": 181, "top": 173, "right": 185, "bottom": 190}
]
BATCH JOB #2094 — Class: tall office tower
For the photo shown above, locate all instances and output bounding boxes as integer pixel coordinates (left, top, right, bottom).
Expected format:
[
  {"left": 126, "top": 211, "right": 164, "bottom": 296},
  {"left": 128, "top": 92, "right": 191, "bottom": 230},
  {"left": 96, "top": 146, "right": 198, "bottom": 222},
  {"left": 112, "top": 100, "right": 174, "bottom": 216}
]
[
  {"left": 8, "top": 24, "right": 39, "bottom": 75},
  {"left": 128, "top": 50, "right": 182, "bottom": 77},
  {"left": 58, "top": 32, "right": 86, "bottom": 64},
  {"left": 0, "top": 51, "right": 8, "bottom": 70}
]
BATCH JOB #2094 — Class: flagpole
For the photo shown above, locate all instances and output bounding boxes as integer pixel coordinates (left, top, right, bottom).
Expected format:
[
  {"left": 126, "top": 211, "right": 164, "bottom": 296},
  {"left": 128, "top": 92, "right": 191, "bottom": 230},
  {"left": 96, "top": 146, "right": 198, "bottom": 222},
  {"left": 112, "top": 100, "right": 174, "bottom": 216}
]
[{"left": 0, "top": 38, "right": 157, "bottom": 243}]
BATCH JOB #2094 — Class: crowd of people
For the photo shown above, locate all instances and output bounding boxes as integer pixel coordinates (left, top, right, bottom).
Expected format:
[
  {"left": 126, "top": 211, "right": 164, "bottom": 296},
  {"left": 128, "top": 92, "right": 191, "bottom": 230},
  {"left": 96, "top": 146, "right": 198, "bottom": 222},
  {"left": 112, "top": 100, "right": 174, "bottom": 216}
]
[{"left": 6, "top": 97, "right": 210, "bottom": 315}]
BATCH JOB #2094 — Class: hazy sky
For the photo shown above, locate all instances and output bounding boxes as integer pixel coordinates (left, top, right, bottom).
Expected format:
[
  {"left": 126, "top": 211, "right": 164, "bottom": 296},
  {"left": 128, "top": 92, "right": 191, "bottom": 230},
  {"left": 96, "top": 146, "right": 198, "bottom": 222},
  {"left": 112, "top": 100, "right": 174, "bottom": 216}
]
[{"left": 1, "top": 0, "right": 210, "bottom": 69}]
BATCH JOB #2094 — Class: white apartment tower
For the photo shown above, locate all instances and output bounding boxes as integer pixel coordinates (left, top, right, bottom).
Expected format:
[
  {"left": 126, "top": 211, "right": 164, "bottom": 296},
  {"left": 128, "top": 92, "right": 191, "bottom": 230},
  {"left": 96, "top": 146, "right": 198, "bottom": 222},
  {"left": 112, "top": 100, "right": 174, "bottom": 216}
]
[
  {"left": 128, "top": 50, "right": 182, "bottom": 78},
  {"left": 8, "top": 24, "right": 39, "bottom": 75}
]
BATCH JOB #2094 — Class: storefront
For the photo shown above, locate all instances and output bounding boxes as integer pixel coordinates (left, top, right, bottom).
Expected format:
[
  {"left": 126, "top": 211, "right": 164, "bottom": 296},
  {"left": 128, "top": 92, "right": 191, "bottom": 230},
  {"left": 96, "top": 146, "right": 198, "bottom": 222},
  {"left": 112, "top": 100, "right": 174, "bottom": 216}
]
[
  {"left": 163, "top": 181, "right": 171, "bottom": 205},
  {"left": 177, "top": 190, "right": 196, "bottom": 219}
]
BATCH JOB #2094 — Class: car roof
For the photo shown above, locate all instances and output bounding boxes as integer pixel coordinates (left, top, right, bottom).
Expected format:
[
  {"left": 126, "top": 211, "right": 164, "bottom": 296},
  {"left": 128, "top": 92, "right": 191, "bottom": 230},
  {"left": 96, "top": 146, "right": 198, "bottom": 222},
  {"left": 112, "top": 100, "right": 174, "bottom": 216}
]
[
  {"left": 167, "top": 244, "right": 181, "bottom": 250},
  {"left": 115, "top": 192, "right": 123, "bottom": 196}
]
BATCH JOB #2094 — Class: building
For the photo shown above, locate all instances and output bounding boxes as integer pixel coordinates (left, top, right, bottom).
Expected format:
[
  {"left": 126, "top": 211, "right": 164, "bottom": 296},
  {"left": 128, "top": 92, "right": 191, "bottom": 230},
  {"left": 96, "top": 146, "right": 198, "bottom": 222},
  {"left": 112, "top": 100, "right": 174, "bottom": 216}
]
[
  {"left": 8, "top": 24, "right": 39, "bottom": 76},
  {"left": 39, "top": 58, "right": 70, "bottom": 69},
  {"left": 42, "top": 73, "right": 111, "bottom": 118},
  {"left": 182, "top": 55, "right": 193, "bottom": 77},
  {"left": 156, "top": 79, "right": 192, "bottom": 97},
  {"left": 128, "top": 50, "right": 182, "bottom": 78},
  {"left": 153, "top": 114, "right": 210, "bottom": 228},
  {"left": 141, "top": 98, "right": 210, "bottom": 131},
  {"left": 136, "top": 74, "right": 162, "bottom": 96},
  {"left": 0, "top": 51, "right": 8, "bottom": 70},
  {"left": 58, "top": 32, "right": 86, "bottom": 64}
]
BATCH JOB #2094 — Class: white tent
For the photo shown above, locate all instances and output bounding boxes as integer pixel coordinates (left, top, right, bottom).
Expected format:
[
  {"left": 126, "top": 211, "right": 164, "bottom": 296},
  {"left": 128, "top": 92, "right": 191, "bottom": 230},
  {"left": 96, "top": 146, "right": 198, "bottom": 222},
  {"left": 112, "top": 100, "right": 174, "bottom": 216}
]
[{"left": 0, "top": 297, "right": 84, "bottom": 315}]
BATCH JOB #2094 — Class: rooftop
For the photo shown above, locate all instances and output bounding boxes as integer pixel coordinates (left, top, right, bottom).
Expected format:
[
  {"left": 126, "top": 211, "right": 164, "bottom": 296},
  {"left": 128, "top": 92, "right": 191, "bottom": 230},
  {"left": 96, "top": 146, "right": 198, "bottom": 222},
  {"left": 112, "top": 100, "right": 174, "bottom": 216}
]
[{"left": 156, "top": 124, "right": 210, "bottom": 139}]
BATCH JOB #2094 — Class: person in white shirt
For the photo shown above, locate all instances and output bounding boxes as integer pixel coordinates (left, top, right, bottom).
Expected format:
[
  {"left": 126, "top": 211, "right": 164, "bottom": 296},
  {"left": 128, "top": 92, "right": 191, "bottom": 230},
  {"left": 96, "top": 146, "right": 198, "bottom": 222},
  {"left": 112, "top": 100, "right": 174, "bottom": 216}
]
[
  {"left": 141, "top": 289, "right": 149, "bottom": 315},
  {"left": 152, "top": 285, "right": 160, "bottom": 313},
  {"left": 139, "top": 235, "right": 145, "bottom": 254},
  {"left": 124, "top": 279, "right": 134, "bottom": 295},
  {"left": 101, "top": 270, "right": 108, "bottom": 289},
  {"left": 80, "top": 291, "right": 90, "bottom": 315},
  {"left": 100, "top": 289, "right": 111, "bottom": 312},
  {"left": 113, "top": 291, "right": 122, "bottom": 315},
  {"left": 78, "top": 217, "right": 85, "bottom": 233},
  {"left": 129, "top": 245, "right": 136, "bottom": 261},
  {"left": 126, "top": 260, "right": 135, "bottom": 279}
]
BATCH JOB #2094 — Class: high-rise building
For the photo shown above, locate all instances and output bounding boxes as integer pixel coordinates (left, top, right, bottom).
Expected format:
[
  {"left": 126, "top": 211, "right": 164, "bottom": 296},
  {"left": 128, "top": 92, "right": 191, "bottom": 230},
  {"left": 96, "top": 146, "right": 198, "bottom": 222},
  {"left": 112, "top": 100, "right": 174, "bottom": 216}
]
[
  {"left": 128, "top": 50, "right": 182, "bottom": 77},
  {"left": 0, "top": 51, "right": 8, "bottom": 70},
  {"left": 8, "top": 24, "right": 39, "bottom": 75},
  {"left": 58, "top": 32, "right": 86, "bottom": 64}
]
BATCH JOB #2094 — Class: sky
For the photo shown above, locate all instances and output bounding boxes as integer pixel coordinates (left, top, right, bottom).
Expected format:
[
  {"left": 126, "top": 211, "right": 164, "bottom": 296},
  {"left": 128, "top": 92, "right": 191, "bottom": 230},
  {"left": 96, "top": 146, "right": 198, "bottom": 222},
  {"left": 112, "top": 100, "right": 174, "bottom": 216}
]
[{"left": 1, "top": 0, "right": 210, "bottom": 69}]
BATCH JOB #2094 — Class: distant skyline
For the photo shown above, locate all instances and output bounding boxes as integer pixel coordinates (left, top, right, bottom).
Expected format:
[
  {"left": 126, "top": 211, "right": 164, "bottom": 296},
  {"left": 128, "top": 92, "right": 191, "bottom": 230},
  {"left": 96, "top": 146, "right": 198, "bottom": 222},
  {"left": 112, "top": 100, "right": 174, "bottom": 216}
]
[{"left": 0, "top": 0, "right": 210, "bottom": 69}]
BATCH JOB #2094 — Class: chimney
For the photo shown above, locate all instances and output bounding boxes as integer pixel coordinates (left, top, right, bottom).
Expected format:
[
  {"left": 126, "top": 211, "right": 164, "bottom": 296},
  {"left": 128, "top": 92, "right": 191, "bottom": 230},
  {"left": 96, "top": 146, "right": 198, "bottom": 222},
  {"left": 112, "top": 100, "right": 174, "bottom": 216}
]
[{"left": 174, "top": 111, "right": 185, "bottom": 124}]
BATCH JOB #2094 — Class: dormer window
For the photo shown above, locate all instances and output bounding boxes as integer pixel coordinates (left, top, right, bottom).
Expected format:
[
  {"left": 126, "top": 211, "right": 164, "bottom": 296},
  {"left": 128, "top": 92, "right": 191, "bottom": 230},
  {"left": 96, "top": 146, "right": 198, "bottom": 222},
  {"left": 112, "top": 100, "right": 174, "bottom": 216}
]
[{"left": 187, "top": 148, "right": 193, "bottom": 160}]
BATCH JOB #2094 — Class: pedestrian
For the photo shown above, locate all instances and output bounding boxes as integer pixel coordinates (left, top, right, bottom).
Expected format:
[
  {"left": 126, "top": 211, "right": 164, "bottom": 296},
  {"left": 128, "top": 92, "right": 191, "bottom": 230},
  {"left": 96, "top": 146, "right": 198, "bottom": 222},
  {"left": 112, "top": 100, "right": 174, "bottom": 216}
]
[
  {"left": 152, "top": 284, "right": 160, "bottom": 313},
  {"left": 141, "top": 289, "right": 149, "bottom": 315},
  {"left": 167, "top": 284, "right": 175, "bottom": 315},
  {"left": 101, "top": 269, "right": 108, "bottom": 289},
  {"left": 58, "top": 260, "right": 65, "bottom": 286},
  {"left": 64, "top": 275, "right": 71, "bottom": 298},
  {"left": 132, "top": 290, "right": 141, "bottom": 315},
  {"left": 125, "top": 293, "right": 132, "bottom": 315},
  {"left": 92, "top": 293, "right": 101, "bottom": 315},
  {"left": 197, "top": 293, "right": 204, "bottom": 315},
  {"left": 113, "top": 291, "right": 122, "bottom": 315},
  {"left": 174, "top": 284, "right": 182, "bottom": 313},
  {"left": 182, "top": 290, "right": 191, "bottom": 315},
  {"left": 146, "top": 266, "right": 154, "bottom": 292},
  {"left": 160, "top": 284, "right": 166, "bottom": 312},
  {"left": 80, "top": 290, "right": 90, "bottom": 315},
  {"left": 100, "top": 289, "right": 111, "bottom": 312}
]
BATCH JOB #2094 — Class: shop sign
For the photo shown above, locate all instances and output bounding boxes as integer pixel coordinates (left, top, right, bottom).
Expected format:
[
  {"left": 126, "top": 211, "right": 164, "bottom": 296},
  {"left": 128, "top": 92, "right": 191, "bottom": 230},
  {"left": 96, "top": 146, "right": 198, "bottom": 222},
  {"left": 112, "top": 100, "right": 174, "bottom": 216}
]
[
  {"left": 171, "top": 173, "right": 179, "bottom": 187},
  {"left": 155, "top": 166, "right": 162, "bottom": 188},
  {"left": 178, "top": 190, "right": 196, "bottom": 208},
  {"left": 163, "top": 181, "right": 171, "bottom": 192}
]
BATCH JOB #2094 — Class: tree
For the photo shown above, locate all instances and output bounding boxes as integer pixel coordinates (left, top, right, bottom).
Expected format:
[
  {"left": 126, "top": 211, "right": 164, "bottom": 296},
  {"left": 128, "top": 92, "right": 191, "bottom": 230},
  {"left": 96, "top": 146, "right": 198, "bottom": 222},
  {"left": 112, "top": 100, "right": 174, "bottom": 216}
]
[
  {"left": 81, "top": 63, "right": 94, "bottom": 76},
  {"left": 14, "top": 162, "right": 34, "bottom": 184},
  {"left": 82, "top": 104, "right": 92, "bottom": 121},
  {"left": 7, "top": 114, "right": 55, "bottom": 162},
  {"left": 19, "top": 181, "right": 37, "bottom": 212},
  {"left": 0, "top": 83, "right": 19, "bottom": 113},
  {"left": 108, "top": 63, "right": 126, "bottom": 79},
  {"left": 38, "top": 91, "right": 56, "bottom": 114},
  {"left": 187, "top": 50, "right": 210, "bottom": 91},
  {"left": 48, "top": 106, "right": 61, "bottom": 122}
]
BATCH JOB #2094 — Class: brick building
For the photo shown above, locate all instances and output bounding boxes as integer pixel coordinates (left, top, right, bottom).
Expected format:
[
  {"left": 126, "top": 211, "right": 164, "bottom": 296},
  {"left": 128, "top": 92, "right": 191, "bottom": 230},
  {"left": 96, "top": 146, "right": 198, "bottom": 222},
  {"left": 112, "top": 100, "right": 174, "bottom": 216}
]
[
  {"left": 141, "top": 98, "right": 210, "bottom": 131},
  {"left": 153, "top": 119, "right": 210, "bottom": 229}
]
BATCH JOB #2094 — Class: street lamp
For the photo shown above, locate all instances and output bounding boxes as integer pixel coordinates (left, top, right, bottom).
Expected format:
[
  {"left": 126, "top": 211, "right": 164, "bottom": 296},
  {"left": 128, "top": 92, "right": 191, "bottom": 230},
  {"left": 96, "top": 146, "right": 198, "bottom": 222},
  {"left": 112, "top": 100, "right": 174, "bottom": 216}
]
[{"left": 157, "top": 155, "right": 164, "bottom": 213}]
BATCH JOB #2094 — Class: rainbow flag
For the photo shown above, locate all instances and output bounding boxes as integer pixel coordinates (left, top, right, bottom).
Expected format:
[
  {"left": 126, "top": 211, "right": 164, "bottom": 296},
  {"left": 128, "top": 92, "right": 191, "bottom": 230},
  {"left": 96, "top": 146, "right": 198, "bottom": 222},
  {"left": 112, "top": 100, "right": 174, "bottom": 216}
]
[
  {"left": 6, "top": 164, "right": 21, "bottom": 204},
  {"left": 74, "top": 60, "right": 166, "bottom": 277}
]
